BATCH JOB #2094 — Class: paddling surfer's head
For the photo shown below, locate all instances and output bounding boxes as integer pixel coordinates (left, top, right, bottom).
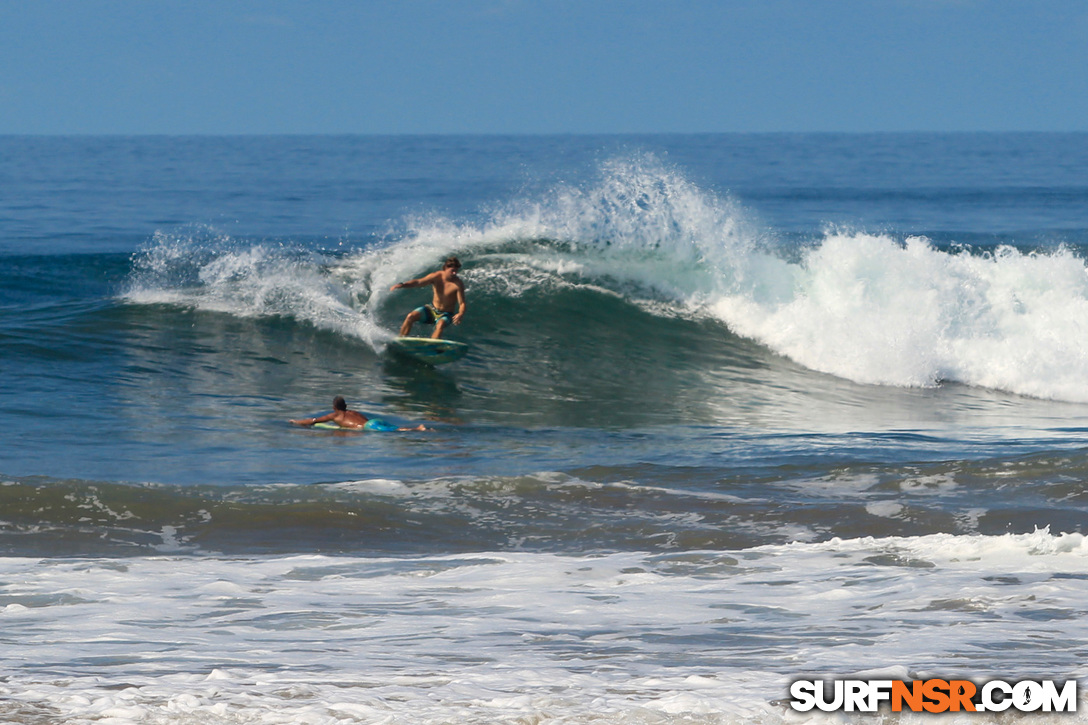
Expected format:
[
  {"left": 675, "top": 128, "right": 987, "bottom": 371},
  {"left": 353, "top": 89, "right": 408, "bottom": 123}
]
[{"left": 333, "top": 396, "right": 347, "bottom": 411}]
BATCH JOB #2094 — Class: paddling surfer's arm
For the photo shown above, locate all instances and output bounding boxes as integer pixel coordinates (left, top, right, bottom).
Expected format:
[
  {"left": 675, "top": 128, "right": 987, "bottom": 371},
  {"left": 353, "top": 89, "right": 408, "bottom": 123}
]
[{"left": 290, "top": 412, "right": 336, "bottom": 427}]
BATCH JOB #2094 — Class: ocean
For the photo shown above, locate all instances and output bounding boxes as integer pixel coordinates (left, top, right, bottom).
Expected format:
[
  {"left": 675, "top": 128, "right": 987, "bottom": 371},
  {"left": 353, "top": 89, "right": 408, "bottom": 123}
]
[{"left": 2, "top": 133, "right": 1088, "bottom": 723}]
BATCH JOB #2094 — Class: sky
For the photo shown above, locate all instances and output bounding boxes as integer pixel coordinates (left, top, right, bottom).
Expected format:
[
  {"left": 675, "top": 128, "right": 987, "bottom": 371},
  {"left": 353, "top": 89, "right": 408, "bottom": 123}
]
[{"left": 1, "top": 0, "right": 1086, "bottom": 135}]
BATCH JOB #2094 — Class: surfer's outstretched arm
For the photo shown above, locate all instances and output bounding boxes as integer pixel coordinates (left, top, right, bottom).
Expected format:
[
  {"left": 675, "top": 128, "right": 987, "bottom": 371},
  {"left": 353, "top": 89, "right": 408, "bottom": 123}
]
[
  {"left": 390, "top": 271, "right": 440, "bottom": 291},
  {"left": 290, "top": 412, "right": 335, "bottom": 427}
]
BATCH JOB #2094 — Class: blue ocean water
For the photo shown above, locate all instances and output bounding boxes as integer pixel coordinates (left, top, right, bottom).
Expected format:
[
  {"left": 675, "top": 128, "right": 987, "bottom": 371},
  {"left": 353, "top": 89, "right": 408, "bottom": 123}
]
[{"left": 2, "top": 134, "right": 1088, "bottom": 723}]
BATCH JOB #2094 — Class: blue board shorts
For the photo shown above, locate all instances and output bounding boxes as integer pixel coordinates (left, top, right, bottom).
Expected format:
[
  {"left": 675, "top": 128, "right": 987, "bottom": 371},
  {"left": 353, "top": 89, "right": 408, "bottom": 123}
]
[
  {"left": 415, "top": 304, "right": 455, "bottom": 326},
  {"left": 363, "top": 418, "right": 399, "bottom": 432}
]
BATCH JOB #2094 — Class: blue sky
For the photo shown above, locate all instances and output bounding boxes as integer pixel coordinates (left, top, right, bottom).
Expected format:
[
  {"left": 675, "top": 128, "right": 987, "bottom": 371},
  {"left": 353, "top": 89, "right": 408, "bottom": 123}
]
[{"left": 2, "top": 0, "right": 1086, "bottom": 134}]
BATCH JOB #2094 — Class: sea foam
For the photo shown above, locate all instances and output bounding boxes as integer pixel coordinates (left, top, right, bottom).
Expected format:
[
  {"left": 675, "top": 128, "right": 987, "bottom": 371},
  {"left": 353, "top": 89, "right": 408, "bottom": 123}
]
[
  {"left": 715, "top": 233, "right": 1088, "bottom": 400},
  {"left": 2, "top": 530, "right": 1087, "bottom": 724}
]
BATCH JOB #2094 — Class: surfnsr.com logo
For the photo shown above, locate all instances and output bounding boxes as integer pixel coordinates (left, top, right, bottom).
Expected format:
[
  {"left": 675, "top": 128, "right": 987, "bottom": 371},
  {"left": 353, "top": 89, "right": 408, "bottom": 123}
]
[{"left": 789, "top": 679, "right": 1077, "bottom": 714}]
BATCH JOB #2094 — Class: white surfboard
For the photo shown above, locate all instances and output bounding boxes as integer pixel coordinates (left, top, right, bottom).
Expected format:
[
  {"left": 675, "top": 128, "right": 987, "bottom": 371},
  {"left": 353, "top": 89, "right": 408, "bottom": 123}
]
[{"left": 388, "top": 337, "right": 470, "bottom": 365}]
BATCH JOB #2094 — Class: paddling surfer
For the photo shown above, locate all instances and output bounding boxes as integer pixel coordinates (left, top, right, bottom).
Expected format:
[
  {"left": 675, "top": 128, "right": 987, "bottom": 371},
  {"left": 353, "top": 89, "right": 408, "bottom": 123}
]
[
  {"left": 389, "top": 257, "right": 466, "bottom": 339},
  {"left": 290, "top": 396, "right": 428, "bottom": 432}
]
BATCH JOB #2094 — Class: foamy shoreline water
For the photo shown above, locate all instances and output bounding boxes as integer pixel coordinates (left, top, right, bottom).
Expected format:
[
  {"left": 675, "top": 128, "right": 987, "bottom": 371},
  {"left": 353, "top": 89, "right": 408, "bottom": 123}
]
[{"left": 3, "top": 531, "right": 1087, "bottom": 723}]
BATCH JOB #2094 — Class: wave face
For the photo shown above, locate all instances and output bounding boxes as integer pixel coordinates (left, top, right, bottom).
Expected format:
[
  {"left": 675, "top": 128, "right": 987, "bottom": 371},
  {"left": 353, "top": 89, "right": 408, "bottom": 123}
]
[{"left": 125, "top": 153, "right": 1088, "bottom": 403}]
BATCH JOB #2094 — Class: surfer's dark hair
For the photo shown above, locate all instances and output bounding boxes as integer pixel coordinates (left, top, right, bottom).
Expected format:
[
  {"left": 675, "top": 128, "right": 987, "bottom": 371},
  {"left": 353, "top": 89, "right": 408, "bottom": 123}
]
[
  {"left": 333, "top": 396, "right": 347, "bottom": 411},
  {"left": 444, "top": 256, "right": 461, "bottom": 270}
]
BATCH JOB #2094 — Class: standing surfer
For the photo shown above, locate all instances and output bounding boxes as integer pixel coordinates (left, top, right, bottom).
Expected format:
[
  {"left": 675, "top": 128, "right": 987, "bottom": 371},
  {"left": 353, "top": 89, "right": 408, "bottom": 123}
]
[{"left": 390, "top": 257, "right": 466, "bottom": 339}]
